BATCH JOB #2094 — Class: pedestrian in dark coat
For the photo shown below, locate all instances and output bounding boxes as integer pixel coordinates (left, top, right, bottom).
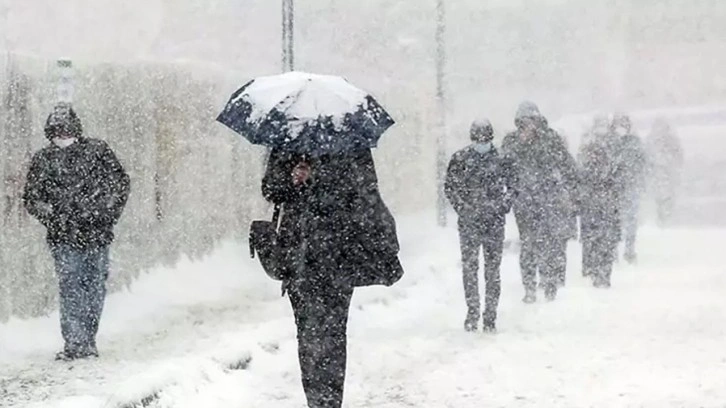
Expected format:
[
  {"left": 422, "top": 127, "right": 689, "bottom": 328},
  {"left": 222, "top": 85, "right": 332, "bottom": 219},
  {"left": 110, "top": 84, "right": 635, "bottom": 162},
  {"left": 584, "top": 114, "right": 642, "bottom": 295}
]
[
  {"left": 502, "top": 101, "right": 579, "bottom": 302},
  {"left": 445, "top": 119, "right": 516, "bottom": 332},
  {"left": 578, "top": 119, "right": 623, "bottom": 287},
  {"left": 23, "top": 104, "right": 130, "bottom": 360},
  {"left": 611, "top": 113, "right": 647, "bottom": 263},
  {"left": 262, "top": 147, "right": 402, "bottom": 408}
]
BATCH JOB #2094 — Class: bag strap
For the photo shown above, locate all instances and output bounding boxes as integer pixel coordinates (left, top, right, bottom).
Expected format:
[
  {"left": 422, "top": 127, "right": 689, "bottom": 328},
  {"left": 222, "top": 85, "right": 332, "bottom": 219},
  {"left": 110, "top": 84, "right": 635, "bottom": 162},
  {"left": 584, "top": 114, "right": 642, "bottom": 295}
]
[{"left": 272, "top": 204, "right": 281, "bottom": 227}]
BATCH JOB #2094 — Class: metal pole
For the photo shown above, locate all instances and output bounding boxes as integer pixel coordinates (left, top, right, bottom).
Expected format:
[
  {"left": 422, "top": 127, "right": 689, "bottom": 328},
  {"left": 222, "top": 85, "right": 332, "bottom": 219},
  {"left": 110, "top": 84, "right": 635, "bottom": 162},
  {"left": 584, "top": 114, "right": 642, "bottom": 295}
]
[
  {"left": 56, "top": 59, "right": 74, "bottom": 105},
  {"left": 435, "top": 0, "right": 447, "bottom": 227},
  {"left": 282, "top": 0, "right": 294, "bottom": 72},
  {"left": 1, "top": 0, "right": 7, "bottom": 52}
]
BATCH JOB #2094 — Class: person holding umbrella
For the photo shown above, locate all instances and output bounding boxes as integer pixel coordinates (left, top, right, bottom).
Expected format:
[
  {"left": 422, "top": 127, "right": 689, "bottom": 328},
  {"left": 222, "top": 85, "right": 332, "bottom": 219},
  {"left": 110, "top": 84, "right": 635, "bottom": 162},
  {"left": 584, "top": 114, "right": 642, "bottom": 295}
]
[{"left": 218, "top": 72, "right": 403, "bottom": 408}]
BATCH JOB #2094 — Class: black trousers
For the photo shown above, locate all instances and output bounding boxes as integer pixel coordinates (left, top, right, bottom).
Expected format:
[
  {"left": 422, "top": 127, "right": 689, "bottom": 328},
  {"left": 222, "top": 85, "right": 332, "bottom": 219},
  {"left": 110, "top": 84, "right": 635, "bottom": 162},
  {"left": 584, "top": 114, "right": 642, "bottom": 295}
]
[
  {"left": 458, "top": 219, "right": 504, "bottom": 322},
  {"left": 288, "top": 280, "right": 354, "bottom": 408}
]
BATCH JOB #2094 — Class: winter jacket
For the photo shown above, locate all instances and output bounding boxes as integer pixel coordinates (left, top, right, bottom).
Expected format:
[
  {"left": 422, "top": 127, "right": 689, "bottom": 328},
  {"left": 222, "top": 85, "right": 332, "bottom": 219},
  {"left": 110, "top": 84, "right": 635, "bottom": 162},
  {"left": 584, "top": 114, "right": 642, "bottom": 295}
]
[
  {"left": 578, "top": 137, "right": 622, "bottom": 242},
  {"left": 502, "top": 126, "right": 579, "bottom": 239},
  {"left": 261, "top": 148, "right": 403, "bottom": 288},
  {"left": 615, "top": 133, "right": 647, "bottom": 193},
  {"left": 444, "top": 145, "right": 517, "bottom": 226},
  {"left": 23, "top": 138, "right": 130, "bottom": 249}
]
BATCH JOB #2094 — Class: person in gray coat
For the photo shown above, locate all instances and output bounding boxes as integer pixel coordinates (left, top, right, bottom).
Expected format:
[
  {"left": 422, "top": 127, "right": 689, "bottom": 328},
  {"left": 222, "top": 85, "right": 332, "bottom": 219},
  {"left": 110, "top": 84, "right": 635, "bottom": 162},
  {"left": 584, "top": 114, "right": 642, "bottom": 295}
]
[
  {"left": 578, "top": 116, "right": 623, "bottom": 287},
  {"left": 611, "top": 113, "right": 647, "bottom": 263},
  {"left": 502, "top": 102, "right": 578, "bottom": 302}
]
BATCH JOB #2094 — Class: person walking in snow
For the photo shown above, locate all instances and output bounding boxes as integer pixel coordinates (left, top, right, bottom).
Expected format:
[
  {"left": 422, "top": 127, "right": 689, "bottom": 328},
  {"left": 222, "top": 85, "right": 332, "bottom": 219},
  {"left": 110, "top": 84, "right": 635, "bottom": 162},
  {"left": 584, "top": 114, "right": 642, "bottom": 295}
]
[
  {"left": 611, "top": 113, "right": 647, "bottom": 263},
  {"left": 645, "top": 118, "right": 683, "bottom": 225},
  {"left": 23, "top": 104, "right": 130, "bottom": 360},
  {"left": 445, "top": 119, "right": 516, "bottom": 332},
  {"left": 502, "top": 101, "right": 578, "bottom": 302},
  {"left": 578, "top": 116, "right": 623, "bottom": 287},
  {"left": 262, "top": 148, "right": 402, "bottom": 408}
]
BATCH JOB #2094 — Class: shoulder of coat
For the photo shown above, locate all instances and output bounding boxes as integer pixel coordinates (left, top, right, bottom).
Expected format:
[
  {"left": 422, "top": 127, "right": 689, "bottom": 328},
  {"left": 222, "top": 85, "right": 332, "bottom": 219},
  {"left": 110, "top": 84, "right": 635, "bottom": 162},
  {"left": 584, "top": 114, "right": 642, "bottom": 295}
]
[
  {"left": 32, "top": 145, "right": 55, "bottom": 163},
  {"left": 82, "top": 137, "right": 109, "bottom": 148},
  {"left": 82, "top": 138, "right": 116, "bottom": 155},
  {"left": 503, "top": 131, "right": 518, "bottom": 141},
  {"left": 452, "top": 146, "right": 472, "bottom": 159}
]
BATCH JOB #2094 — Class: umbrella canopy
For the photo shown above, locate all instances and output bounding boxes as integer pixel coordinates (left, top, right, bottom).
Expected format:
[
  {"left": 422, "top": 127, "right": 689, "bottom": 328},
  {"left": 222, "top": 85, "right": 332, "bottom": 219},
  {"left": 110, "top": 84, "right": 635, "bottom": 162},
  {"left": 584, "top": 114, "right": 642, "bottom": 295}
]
[{"left": 216, "top": 72, "right": 395, "bottom": 154}]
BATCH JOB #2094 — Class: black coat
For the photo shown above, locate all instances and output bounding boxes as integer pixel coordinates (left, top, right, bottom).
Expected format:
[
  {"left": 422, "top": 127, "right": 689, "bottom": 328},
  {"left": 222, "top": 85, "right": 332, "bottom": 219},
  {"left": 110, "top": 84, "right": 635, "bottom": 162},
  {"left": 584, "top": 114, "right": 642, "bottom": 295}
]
[
  {"left": 261, "top": 148, "right": 402, "bottom": 288},
  {"left": 23, "top": 138, "right": 130, "bottom": 249},
  {"left": 444, "top": 145, "right": 517, "bottom": 226},
  {"left": 502, "top": 127, "right": 578, "bottom": 239}
]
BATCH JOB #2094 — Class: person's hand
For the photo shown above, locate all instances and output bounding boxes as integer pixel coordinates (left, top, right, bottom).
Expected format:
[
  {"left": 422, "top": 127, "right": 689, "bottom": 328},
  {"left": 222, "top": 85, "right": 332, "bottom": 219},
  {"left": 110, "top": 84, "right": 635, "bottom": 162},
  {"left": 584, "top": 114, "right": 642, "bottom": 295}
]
[{"left": 292, "top": 162, "right": 311, "bottom": 186}]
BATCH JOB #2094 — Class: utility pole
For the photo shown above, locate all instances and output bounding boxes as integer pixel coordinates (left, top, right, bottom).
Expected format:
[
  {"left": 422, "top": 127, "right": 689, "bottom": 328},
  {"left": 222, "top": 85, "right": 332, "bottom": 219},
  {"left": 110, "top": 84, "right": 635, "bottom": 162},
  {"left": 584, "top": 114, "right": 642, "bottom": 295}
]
[
  {"left": 56, "top": 59, "right": 74, "bottom": 104},
  {"left": 282, "top": 0, "right": 294, "bottom": 72},
  {"left": 1, "top": 0, "right": 7, "bottom": 53},
  {"left": 435, "top": 0, "right": 447, "bottom": 227}
]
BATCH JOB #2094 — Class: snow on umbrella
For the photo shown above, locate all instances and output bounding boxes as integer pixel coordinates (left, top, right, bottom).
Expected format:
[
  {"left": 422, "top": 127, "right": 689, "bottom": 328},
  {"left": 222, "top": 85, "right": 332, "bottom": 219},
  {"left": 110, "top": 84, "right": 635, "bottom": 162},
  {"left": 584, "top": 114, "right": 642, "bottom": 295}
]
[{"left": 216, "top": 72, "right": 395, "bottom": 154}]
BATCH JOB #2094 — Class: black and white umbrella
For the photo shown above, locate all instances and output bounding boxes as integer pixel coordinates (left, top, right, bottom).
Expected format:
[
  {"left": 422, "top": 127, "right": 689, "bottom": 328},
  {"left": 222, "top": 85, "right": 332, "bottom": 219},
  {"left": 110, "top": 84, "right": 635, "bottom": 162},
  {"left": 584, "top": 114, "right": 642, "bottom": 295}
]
[{"left": 216, "top": 72, "right": 395, "bottom": 155}]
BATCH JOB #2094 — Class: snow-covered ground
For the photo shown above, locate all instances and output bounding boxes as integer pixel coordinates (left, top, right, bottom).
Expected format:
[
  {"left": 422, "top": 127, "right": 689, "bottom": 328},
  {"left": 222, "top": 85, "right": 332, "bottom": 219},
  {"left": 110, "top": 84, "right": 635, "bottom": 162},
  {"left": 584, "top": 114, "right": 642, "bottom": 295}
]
[{"left": 2, "top": 213, "right": 725, "bottom": 408}]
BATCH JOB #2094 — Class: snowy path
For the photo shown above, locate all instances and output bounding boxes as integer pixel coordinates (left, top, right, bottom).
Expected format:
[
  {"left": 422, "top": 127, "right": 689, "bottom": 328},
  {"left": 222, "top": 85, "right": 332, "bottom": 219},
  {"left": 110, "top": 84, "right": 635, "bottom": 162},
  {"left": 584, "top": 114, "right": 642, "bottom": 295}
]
[{"left": 2, "top": 216, "right": 726, "bottom": 407}]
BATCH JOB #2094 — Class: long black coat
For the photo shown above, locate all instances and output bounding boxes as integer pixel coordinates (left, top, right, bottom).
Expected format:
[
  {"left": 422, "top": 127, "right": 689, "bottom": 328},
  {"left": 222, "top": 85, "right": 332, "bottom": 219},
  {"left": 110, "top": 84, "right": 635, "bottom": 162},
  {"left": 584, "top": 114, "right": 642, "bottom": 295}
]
[
  {"left": 444, "top": 146, "right": 517, "bottom": 227},
  {"left": 261, "top": 148, "right": 403, "bottom": 288},
  {"left": 502, "top": 127, "right": 578, "bottom": 240},
  {"left": 23, "top": 138, "right": 130, "bottom": 249}
]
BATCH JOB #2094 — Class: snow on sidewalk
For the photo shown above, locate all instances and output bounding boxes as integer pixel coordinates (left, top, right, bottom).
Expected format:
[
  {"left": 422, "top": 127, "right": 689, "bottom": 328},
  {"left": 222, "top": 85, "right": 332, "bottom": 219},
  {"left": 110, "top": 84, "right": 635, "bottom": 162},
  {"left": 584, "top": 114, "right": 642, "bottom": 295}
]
[{"left": 2, "top": 215, "right": 726, "bottom": 407}]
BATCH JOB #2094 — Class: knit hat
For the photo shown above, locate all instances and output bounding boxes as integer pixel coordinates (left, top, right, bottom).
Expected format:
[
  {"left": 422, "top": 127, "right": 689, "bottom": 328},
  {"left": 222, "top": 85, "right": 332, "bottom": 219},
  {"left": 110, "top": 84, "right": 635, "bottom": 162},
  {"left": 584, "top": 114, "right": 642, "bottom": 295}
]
[
  {"left": 470, "top": 119, "right": 494, "bottom": 142},
  {"left": 44, "top": 103, "right": 83, "bottom": 140}
]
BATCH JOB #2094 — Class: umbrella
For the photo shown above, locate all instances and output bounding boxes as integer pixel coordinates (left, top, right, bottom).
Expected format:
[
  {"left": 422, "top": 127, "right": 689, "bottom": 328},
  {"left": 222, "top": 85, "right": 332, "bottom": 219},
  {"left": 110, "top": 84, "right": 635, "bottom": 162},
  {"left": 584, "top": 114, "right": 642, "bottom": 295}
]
[{"left": 216, "top": 71, "right": 395, "bottom": 154}]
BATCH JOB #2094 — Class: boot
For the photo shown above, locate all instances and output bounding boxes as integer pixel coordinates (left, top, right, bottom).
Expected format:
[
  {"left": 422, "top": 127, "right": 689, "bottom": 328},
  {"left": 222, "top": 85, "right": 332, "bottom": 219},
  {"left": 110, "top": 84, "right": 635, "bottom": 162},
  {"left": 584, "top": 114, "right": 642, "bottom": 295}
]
[
  {"left": 624, "top": 250, "right": 637, "bottom": 264},
  {"left": 522, "top": 287, "right": 536, "bottom": 304},
  {"left": 482, "top": 310, "right": 497, "bottom": 333},
  {"left": 593, "top": 275, "right": 611, "bottom": 289},
  {"left": 55, "top": 350, "right": 77, "bottom": 361},
  {"left": 464, "top": 310, "right": 479, "bottom": 332},
  {"left": 482, "top": 316, "right": 496, "bottom": 333},
  {"left": 544, "top": 285, "right": 557, "bottom": 302}
]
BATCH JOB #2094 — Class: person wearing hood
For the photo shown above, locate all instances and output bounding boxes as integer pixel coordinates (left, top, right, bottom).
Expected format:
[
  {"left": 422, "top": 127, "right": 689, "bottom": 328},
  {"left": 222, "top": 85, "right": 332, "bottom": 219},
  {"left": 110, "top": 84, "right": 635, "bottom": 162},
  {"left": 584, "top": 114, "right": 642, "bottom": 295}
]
[
  {"left": 445, "top": 119, "right": 517, "bottom": 332},
  {"left": 23, "top": 104, "right": 130, "bottom": 360},
  {"left": 611, "top": 113, "right": 647, "bottom": 263},
  {"left": 502, "top": 102, "right": 578, "bottom": 302},
  {"left": 578, "top": 115, "right": 623, "bottom": 287}
]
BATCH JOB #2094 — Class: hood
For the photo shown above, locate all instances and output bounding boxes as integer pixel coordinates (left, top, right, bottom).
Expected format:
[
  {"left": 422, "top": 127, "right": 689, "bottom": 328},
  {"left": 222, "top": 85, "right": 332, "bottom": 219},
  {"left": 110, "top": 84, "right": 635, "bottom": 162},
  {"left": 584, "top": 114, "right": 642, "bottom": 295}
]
[{"left": 44, "top": 103, "right": 83, "bottom": 140}]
